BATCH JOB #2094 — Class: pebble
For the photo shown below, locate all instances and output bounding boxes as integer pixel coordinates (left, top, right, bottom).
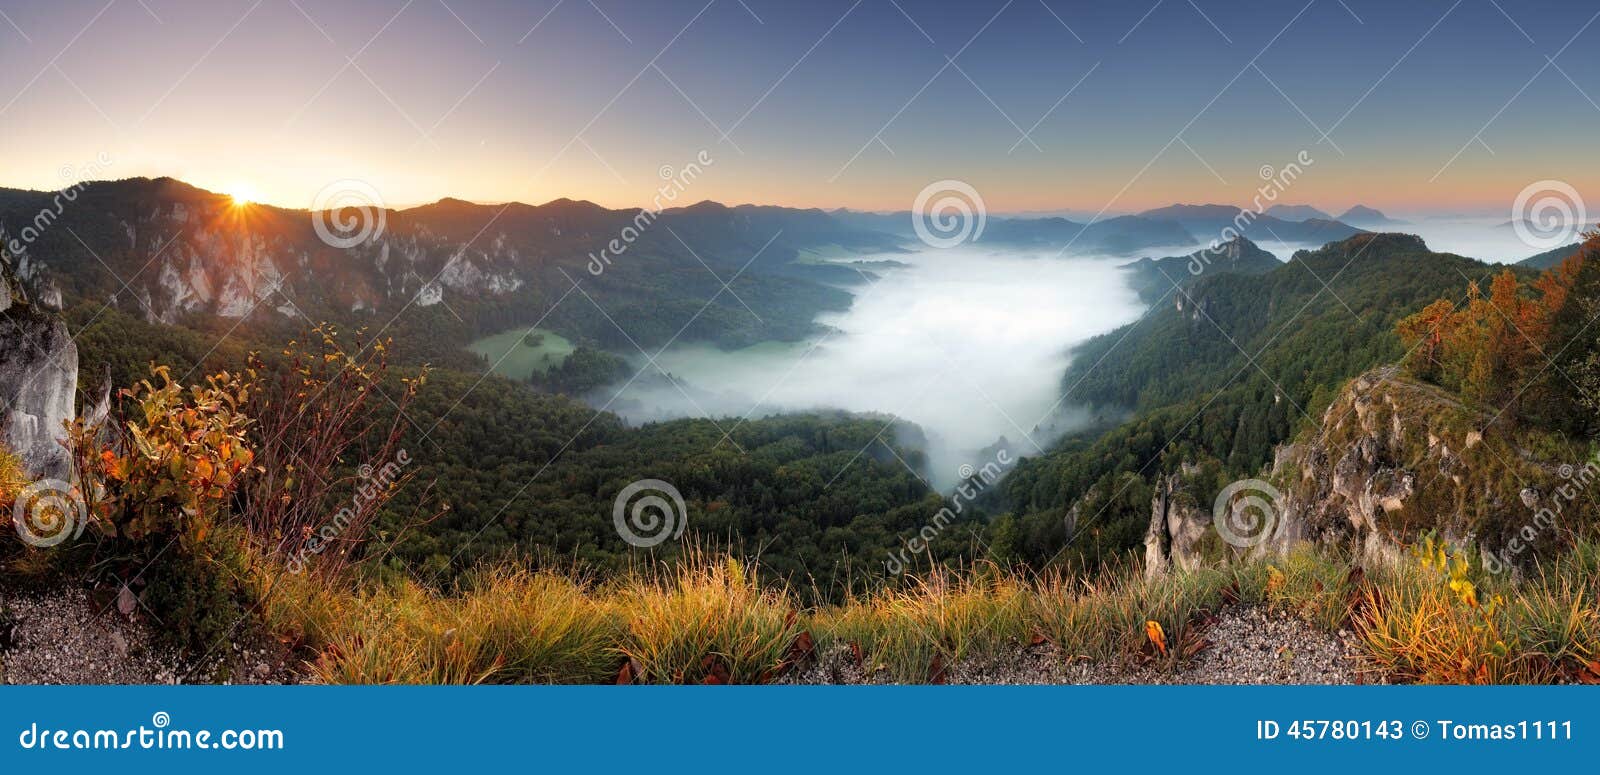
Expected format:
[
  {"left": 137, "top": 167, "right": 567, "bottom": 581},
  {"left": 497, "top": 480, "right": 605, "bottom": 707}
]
[{"left": 0, "top": 584, "right": 299, "bottom": 685}]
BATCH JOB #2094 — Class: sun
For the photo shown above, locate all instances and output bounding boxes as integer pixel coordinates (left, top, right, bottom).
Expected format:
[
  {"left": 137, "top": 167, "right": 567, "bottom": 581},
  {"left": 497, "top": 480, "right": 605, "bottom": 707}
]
[{"left": 224, "top": 183, "right": 259, "bottom": 207}]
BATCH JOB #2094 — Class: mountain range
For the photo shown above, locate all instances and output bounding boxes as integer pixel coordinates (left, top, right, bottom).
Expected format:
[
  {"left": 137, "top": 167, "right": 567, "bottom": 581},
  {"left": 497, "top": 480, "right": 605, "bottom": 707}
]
[
  {"left": 1, "top": 179, "right": 1388, "bottom": 357},
  {"left": 1133, "top": 204, "right": 1366, "bottom": 246},
  {"left": 6, "top": 176, "right": 1598, "bottom": 662},
  {"left": 1118, "top": 236, "right": 1282, "bottom": 304}
]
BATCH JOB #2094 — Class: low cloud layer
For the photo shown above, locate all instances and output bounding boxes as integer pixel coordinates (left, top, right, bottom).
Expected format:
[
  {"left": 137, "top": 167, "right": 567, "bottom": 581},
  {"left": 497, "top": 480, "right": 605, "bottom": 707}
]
[{"left": 607, "top": 245, "right": 1147, "bottom": 488}]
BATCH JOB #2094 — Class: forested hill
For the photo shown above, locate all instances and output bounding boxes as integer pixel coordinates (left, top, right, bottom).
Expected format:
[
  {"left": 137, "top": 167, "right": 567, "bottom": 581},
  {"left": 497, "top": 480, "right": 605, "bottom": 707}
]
[
  {"left": 1118, "top": 236, "right": 1281, "bottom": 304},
  {"left": 1518, "top": 241, "right": 1583, "bottom": 270},
  {"left": 994, "top": 233, "right": 1522, "bottom": 566},
  {"left": 0, "top": 178, "right": 900, "bottom": 359}
]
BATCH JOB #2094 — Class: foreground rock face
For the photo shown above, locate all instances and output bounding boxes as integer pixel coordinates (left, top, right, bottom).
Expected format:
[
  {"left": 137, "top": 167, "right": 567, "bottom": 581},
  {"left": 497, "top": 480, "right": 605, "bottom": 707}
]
[
  {"left": 1145, "top": 366, "right": 1574, "bottom": 573},
  {"left": 0, "top": 268, "right": 78, "bottom": 480},
  {"left": 1270, "top": 367, "right": 1536, "bottom": 566}
]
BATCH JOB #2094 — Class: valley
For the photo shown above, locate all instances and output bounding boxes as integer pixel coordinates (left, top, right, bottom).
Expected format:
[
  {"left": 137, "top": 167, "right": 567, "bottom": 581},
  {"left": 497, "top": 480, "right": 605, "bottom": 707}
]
[{"left": 4, "top": 177, "right": 1598, "bottom": 685}]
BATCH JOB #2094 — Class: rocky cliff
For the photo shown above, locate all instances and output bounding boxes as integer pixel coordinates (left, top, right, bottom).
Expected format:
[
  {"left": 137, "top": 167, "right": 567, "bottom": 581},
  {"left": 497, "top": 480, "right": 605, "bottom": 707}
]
[
  {"left": 1, "top": 262, "right": 78, "bottom": 479},
  {"left": 1145, "top": 366, "right": 1585, "bottom": 574},
  {"left": 0, "top": 178, "right": 897, "bottom": 328}
]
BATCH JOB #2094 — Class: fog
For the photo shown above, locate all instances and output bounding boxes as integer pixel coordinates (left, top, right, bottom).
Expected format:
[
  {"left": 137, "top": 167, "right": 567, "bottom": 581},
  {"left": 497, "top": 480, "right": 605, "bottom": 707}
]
[
  {"left": 1393, "top": 216, "right": 1568, "bottom": 264},
  {"left": 593, "top": 218, "right": 1556, "bottom": 492},
  {"left": 606, "top": 246, "right": 1148, "bottom": 489}
]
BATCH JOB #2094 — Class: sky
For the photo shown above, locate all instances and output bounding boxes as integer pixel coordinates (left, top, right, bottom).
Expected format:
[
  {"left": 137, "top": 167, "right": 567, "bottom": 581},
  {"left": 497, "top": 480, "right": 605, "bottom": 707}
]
[{"left": 0, "top": 0, "right": 1596, "bottom": 216}]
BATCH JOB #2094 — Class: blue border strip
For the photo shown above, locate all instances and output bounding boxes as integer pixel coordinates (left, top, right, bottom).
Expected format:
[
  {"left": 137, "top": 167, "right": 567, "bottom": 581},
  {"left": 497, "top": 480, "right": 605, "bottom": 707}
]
[{"left": 2, "top": 686, "right": 1595, "bottom": 772}]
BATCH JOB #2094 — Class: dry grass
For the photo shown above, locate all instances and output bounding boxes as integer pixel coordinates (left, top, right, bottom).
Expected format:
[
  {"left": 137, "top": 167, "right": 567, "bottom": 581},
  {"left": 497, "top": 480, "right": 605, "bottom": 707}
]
[
  {"left": 813, "top": 565, "right": 1033, "bottom": 682},
  {"left": 264, "top": 552, "right": 801, "bottom": 684},
  {"left": 1355, "top": 542, "right": 1600, "bottom": 684},
  {"left": 264, "top": 566, "right": 619, "bottom": 684},
  {"left": 610, "top": 554, "right": 800, "bottom": 684},
  {"left": 255, "top": 541, "right": 1600, "bottom": 685}
]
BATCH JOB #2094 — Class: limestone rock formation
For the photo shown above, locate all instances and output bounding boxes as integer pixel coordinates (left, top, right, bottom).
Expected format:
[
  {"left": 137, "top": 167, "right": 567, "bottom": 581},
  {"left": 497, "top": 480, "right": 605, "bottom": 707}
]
[
  {"left": 1, "top": 264, "right": 78, "bottom": 480},
  {"left": 1142, "top": 366, "right": 1576, "bottom": 575},
  {"left": 1144, "top": 469, "right": 1213, "bottom": 578}
]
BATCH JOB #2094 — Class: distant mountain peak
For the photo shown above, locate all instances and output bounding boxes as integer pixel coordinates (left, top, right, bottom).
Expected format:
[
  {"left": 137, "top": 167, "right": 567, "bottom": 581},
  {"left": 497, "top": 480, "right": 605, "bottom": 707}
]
[
  {"left": 1336, "top": 205, "right": 1404, "bottom": 227},
  {"left": 1209, "top": 233, "right": 1260, "bottom": 251},
  {"left": 1333, "top": 231, "right": 1428, "bottom": 255},
  {"left": 1139, "top": 203, "right": 1245, "bottom": 218},
  {"left": 1118, "top": 234, "right": 1279, "bottom": 303},
  {"left": 532, "top": 197, "right": 608, "bottom": 215},
  {"left": 1265, "top": 204, "right": 1333, "bottom": 222}
]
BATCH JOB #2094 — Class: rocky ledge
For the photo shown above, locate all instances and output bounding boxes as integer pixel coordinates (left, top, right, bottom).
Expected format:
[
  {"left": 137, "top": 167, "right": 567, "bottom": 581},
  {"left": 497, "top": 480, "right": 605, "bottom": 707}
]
[{"left": 1146, "top": 366, "right": 1573, "bottom": 575}]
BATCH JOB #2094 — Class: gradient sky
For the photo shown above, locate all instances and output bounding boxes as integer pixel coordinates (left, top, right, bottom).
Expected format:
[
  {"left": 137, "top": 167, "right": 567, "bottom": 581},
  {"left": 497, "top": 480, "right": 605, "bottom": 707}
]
[{"left": 0, "top": 0, "right": 1596, "bottom": 215}]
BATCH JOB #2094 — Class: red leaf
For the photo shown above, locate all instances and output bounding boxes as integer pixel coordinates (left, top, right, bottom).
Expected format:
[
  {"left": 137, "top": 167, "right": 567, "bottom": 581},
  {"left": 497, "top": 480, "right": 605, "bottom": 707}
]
[
  {"left": 700, "top": 655, "right": 731, "bottom": 685},
  {"left": 787, "top": 630, "right": 816, "bottom": 664},
  {"left": 1580, "top": 661, "right": 1600, "bottom": 684}
]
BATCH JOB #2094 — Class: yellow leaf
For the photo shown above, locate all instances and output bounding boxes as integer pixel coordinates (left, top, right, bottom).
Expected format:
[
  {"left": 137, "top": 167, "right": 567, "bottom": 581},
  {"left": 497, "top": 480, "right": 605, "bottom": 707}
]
[{"left": 1145, "top": 620, "right": 1168, "bottom": 657}]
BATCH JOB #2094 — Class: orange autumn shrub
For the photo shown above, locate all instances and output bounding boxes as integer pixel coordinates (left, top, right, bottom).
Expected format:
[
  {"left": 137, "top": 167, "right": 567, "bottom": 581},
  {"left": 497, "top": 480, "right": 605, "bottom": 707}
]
[{"left": 70, "top": 364, "right": 256, "bottom": 547}]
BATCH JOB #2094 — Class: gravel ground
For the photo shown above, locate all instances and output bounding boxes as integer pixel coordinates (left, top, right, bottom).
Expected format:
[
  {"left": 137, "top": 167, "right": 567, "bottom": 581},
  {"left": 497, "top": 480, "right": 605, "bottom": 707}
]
[
  {"left": 0, "top": 584, "right": 297, "bottom": 685},
  {"left": 1070, "top": 607, "right": 1367, "bottom": 685},
  {"left": 786, "top": 607, "right": 1366, "bottom": 685},
  {"left": 2, "top": 587, "right": 1358, "bottom": 686}
]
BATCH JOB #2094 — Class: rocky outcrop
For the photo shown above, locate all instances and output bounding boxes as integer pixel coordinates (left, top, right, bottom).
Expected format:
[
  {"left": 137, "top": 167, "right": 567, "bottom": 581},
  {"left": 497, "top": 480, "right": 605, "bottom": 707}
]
[
  {"left": 1142, "top": 366, "right": 1574, "bottom": 574},
  {"left": 1263, "top": 368, "right": 1453, "bottom": 566},
  {"left": 1, "top": 265, "right": 78, "bottom": 479},
  {"left": 1144, "top": 469, "right": 1213, "bottom": 577},
  {"left": 1273, "top": 367, "right": 1576, "bottom": 568}
]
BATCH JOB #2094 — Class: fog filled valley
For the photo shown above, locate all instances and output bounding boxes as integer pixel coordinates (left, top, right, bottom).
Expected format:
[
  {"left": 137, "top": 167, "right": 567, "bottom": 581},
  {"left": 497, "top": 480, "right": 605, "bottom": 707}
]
[
  {"left": 10, "top": 0, "right": 1600, "bottom": 709},
  {"left": 472, "top": 214, "right": 1555, "bottom": 493},
  {"left": 512, "top": 245, "right": 1152, "bottom": 489},
  {"left": 5, "top": 176, "right": 1600, "bottom": 686}
]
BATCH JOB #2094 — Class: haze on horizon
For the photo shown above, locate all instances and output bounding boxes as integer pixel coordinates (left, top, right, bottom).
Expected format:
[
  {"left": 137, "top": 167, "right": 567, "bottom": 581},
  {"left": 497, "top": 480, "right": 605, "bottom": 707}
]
[{"left": 1, "top": 0, "right": 1596, "bottom": 217}]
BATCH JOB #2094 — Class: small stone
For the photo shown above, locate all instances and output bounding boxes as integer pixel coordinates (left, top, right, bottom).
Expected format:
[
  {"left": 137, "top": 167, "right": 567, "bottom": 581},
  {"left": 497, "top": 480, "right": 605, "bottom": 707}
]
[{"left": 116, "top": 585, "right": 137, "bottom": 617}]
